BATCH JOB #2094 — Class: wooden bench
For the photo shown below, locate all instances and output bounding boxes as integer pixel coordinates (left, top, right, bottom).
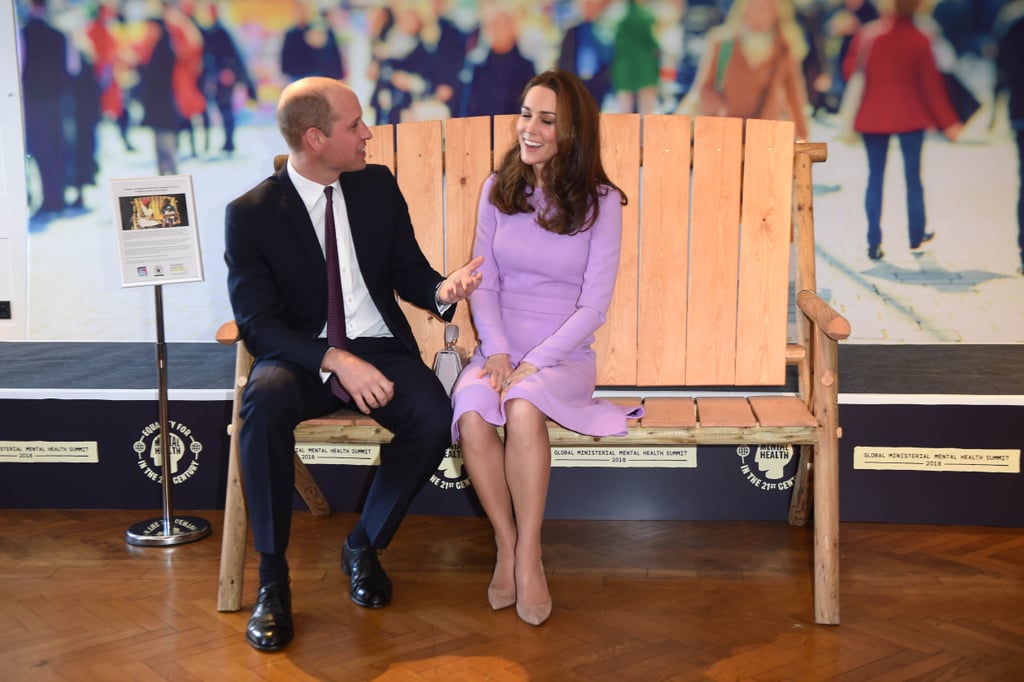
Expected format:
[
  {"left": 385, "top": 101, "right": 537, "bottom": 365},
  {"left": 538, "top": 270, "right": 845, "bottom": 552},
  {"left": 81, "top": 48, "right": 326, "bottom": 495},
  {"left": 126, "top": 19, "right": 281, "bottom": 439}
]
[{"left": 216, "top": 114, "right": 849, "bottom": 625}]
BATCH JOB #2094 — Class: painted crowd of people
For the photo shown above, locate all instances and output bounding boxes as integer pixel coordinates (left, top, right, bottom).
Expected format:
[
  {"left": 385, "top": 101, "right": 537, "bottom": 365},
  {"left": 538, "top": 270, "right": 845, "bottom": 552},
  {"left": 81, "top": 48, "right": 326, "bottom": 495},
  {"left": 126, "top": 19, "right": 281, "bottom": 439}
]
[
  {"left": 19, "top": 0, "right": 1022, "bottom": 252},
  {"left": 18, "top": 0, "right": 256, "bottom": 217}
]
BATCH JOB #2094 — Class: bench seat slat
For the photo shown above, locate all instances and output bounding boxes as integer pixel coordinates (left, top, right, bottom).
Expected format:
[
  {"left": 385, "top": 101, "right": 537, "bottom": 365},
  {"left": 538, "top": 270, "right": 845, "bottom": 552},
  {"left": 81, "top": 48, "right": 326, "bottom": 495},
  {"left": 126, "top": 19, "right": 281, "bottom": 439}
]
[
  {"left": 294, "top": 411, "right": 394, "bottom": 444},
  {"left": 290, "top": 414, "right": 819, "bottom": 445},
  {"left": 608, "top": 397, "right": 645, "bottom": 425},
  {"left": 695, "top": 397, "right": 757, "bottom": 427},
  {"left": 544, "top": 423, "right": 820, "bottom": 446},
  {"left": 290, "top": 396, "right": 818, "bottom": 444},
  {"left": 641, "top": 397, "right": 697, "bottom": 428},
  {"left": 749, "top": 395, "right": 818, "bottom": 428}
]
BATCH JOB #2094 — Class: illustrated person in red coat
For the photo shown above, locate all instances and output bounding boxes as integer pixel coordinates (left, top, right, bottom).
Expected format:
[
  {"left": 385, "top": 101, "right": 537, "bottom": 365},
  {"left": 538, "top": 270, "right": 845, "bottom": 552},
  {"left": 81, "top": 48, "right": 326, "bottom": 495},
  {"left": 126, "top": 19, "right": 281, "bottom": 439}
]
[
  {"left": 86, "top": 2, "right": 135, "bottom": 152},
  {"left": 843, "top": 0, "right": 962, "bottom": 261}
]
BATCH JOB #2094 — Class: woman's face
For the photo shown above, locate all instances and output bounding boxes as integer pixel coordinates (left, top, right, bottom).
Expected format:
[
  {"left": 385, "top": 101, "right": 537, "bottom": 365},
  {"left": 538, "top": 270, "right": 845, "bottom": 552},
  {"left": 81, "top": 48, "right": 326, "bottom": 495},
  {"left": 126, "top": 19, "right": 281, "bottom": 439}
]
[
  {"left": 744, "top": 0, "right": 778, "bottom": 33},
  {"left": 395, "top": 5, "right": 423, "bottom": 35},
  {"left": 517, "top": 86, "right": 559, "bottom": 178}
]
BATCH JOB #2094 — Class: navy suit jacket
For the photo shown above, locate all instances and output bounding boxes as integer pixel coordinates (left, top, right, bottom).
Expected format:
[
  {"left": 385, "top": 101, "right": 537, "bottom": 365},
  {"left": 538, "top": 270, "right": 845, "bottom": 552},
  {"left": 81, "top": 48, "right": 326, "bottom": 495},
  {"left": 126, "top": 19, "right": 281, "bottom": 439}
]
[{"left": 225, "top": 163, "right": 453, "bottom": 374}]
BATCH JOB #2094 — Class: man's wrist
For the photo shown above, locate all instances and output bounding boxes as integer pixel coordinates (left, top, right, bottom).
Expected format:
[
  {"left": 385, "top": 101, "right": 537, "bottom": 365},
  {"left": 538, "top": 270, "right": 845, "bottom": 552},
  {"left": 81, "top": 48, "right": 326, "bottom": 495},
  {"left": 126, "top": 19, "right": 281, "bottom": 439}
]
[
  {"left": 434, "top": 281, "right": 452, "bottom": 312},
  {"left": 321, "top": 346, "right": 336, "bottom": 373}
]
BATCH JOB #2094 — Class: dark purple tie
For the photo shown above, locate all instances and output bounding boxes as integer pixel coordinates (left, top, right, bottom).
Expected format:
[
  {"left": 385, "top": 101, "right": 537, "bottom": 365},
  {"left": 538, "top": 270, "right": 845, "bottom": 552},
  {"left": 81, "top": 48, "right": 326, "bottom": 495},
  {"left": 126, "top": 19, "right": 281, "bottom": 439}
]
[{"left": 323, "top": 186, "right": 350, "bottom": 402}]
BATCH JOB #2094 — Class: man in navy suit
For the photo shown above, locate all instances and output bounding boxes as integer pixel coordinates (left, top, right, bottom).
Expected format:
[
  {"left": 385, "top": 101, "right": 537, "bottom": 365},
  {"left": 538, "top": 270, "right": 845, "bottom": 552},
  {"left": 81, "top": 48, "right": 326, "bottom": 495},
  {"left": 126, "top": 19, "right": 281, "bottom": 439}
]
[{"left": 225, "top": 76, "right": 482, "bottom": 652}]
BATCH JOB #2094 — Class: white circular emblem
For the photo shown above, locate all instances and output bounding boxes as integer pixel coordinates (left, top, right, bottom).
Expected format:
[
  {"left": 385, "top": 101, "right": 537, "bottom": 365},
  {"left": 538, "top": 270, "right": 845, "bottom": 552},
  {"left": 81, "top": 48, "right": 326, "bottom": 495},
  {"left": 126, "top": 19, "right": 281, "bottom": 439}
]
[
  {"left": 737, "top": 444, "right": 796, "bottom": 492},
  {"left": 431, "top": 443, "right": 472, "bottom": 491},
  {"left": 133, "top": 420, "right": 203, "bottom": 485}
]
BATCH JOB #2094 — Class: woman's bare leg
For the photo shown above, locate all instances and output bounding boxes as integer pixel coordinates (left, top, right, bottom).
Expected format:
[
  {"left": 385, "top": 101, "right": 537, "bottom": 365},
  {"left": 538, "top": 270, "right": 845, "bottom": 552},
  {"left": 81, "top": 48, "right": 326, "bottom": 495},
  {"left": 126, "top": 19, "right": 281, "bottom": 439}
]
[
  {"left": 503, "top": 398, "right": 552, "bottom": 623},
  {"left": 458, "top": 411, "right": 516, "bottom": 607}
]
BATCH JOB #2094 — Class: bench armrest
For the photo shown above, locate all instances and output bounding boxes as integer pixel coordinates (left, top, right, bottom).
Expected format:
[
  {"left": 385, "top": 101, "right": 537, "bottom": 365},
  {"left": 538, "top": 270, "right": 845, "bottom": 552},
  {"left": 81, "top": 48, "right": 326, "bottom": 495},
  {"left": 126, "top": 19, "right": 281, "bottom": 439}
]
[
  {"left": 216, "top": 320, "right": 241, "bottom": 345},
  {"left": 796, "top": 290, "right": 850, "bottom": 341}
]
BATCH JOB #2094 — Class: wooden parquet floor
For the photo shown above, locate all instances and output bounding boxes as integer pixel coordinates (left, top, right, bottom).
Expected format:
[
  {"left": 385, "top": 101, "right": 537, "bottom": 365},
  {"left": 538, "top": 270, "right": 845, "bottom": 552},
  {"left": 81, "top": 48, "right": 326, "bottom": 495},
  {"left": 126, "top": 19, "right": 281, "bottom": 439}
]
[{"left": 1, "top": 510, "right": 1023, "bottom": 681}]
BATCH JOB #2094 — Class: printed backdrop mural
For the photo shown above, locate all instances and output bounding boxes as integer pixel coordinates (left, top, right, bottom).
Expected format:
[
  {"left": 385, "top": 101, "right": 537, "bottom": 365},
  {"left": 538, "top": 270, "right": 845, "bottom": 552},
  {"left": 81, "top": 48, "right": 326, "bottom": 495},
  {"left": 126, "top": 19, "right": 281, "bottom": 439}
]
[{"left": 15, "top": 0, "right": 1024, "bottom": 344}]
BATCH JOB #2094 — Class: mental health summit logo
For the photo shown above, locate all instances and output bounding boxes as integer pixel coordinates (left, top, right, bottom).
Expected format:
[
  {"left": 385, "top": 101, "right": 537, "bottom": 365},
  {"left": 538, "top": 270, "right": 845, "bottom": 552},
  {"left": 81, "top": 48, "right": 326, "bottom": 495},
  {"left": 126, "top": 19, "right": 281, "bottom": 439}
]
[
  {"left": 736, "top": 444, "right": 796, "bottom": 492},
  {"left": 133, "top": 420, "right": 203, "bottom": 485},
  {"left": 430, "top": 443, "right": 472, "bottom": 491}
]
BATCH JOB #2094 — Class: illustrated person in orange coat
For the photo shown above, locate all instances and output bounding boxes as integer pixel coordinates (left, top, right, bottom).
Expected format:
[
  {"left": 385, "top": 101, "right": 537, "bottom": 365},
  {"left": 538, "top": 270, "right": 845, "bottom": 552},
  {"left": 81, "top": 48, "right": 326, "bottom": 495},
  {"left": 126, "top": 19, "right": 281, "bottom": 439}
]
[{"left": 680, "top": 0, "right": 810, "bottom": 141}]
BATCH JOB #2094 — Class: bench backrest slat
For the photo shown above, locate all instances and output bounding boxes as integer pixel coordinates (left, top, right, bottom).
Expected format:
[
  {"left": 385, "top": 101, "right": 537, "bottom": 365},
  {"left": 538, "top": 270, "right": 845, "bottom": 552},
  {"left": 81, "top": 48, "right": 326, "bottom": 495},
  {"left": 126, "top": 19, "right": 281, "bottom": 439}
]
[
  {"left": 367, "top": 114, "right": 797, "bottom": 388},
  {"left": 493, "top": 114, "right": 518, "bottom": 164},
  {"left": 637, "top": 115, "right": 691, "bottom": 386},
  {"left": 687, "top": 116, "right": 745, "bottom": 385},
  {"left": 396, "top": 120, "right": 446, "bottom": 357},
  {"left": 442, "top": 116, "right": 492, "bottom": 350},
  {"left": 596, "top": 114, "right": 642, "bottom": 386},
  {"left": 736, "top": 119, "right": 795, "bottom": 385}
]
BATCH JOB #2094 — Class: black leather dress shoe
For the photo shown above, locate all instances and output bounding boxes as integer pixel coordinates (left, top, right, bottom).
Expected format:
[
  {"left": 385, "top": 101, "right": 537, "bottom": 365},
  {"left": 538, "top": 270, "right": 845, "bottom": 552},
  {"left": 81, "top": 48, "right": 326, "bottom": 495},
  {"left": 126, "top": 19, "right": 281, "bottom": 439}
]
[
  {"left": 246, "top": 581, "right": 293, "bottom": 652},
  {"left": 342, "top": 540, "right": 392, "bottom": 608}
]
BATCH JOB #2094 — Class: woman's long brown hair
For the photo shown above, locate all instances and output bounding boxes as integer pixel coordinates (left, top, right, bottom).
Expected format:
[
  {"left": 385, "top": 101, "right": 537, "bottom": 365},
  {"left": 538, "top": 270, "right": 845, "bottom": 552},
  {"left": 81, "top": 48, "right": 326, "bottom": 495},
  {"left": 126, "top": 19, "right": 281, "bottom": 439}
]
[{"left": 489, "top": 69, "right": 627, "bottom": 236}]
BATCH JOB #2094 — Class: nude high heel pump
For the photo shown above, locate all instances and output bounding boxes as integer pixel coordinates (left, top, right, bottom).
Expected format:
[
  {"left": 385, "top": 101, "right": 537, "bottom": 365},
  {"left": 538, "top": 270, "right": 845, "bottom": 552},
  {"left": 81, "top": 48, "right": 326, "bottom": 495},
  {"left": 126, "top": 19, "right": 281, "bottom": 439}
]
[
  {"left": 515, "top": 599, "right": 552, "bottom": 626},
  {"left": 487, "top": 584, "right": 516, "bottom": 611},
  {"left": 488, "top": 549, "right": 516, "bottom": 610},
  {"left": 515, "top": 559, "right": 551, "bottom": 625}
]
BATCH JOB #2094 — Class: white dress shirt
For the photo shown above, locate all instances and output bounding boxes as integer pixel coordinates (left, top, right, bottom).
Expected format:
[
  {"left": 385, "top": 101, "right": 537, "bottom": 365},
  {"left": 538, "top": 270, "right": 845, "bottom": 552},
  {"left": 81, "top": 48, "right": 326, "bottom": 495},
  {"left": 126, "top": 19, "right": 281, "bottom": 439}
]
[{"left": 288, "top": 159, "right": 392, "bottom": 340}]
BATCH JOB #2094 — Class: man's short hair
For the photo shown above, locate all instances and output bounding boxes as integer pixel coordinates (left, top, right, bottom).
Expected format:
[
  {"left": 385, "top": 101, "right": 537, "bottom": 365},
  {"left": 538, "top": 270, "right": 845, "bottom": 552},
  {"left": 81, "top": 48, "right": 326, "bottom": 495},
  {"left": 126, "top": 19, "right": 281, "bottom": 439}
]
[{"left": 277, "top": 81, "right": 336, "bottom": 151}]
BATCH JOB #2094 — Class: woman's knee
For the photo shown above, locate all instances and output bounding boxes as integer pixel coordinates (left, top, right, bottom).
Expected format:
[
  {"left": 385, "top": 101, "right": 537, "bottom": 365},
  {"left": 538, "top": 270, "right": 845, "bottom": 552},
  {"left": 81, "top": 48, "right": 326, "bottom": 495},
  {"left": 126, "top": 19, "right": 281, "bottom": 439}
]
[
  {"left": 458, "top": 410, "right": 485, "bottom": 431},
  {"left": 504, "top": 398, "right": 546, "bottom": 429},
  {"left": 458, "top": 411, "right": 498, "bottom": 444}
]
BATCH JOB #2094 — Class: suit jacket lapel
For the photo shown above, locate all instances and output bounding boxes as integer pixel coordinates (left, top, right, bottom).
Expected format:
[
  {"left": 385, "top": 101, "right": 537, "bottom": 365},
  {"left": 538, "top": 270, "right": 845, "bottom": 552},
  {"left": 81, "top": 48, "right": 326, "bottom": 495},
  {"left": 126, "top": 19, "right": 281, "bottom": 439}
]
[
  {"left": 277, "top": 165, "right": 326, "bottom": 273},
  {"left": 339, "top": 172, "right": 373, "bottom": 257}
]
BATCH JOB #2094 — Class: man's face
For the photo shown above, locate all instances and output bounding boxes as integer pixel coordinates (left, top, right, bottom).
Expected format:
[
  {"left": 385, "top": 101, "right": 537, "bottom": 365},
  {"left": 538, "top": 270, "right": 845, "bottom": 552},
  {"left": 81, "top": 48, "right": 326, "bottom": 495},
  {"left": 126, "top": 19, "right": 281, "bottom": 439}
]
[{"left": 321, "top": 86, "right": 373, "bottom": 174}]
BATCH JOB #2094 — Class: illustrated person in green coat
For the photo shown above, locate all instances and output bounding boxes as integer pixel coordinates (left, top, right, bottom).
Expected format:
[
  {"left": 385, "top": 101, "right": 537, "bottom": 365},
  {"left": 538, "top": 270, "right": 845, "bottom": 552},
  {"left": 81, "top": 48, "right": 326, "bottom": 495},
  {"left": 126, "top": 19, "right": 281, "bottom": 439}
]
[{"left": 612, "top": 0, "right": 660, "bottom": 113}]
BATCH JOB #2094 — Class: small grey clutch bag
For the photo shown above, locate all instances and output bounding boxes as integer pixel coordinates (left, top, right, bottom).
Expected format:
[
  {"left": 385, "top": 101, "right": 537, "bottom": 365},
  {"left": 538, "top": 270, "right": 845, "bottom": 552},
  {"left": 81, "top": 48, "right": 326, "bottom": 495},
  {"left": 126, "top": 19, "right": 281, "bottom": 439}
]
[{"left": 432, "top": 323, "right": 464, "bottom": 397}]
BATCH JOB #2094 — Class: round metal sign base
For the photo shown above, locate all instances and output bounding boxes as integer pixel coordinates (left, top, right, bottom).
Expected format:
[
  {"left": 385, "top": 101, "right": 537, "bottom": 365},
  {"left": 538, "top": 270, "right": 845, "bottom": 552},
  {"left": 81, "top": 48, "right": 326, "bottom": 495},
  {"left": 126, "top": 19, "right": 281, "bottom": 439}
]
[{"left": 125, "top": 515, "right": 212, "bottom": 546}]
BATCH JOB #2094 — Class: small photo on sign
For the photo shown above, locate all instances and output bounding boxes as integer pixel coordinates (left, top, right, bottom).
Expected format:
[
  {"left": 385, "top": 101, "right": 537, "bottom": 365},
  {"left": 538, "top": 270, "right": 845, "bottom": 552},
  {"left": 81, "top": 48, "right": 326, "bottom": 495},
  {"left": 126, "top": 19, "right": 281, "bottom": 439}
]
[{"left": 117, "top": 193, "right": 190, "bottom": 230}]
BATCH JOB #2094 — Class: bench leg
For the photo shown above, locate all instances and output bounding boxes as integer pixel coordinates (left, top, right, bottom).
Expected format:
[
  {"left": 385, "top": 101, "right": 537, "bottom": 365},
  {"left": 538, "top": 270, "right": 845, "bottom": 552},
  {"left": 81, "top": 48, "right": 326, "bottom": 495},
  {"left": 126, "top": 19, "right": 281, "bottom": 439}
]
[
  {"left": 788, "top": 444, "right": 813, "bottom": 526},
  {"left": 812, "top": 335, "right": 841, "bottom": 625},
  {"left": 217, "top": 445, "right": 330, "bottom": 612},
  {"left": 813, "top": 432, "right": 839, "bottom": 624},
  {"left": 217, "top": 419, "right": 247, "bottom": 612},
  {"left": 294, "top": 451, "right": 330, "bottom": 517}
]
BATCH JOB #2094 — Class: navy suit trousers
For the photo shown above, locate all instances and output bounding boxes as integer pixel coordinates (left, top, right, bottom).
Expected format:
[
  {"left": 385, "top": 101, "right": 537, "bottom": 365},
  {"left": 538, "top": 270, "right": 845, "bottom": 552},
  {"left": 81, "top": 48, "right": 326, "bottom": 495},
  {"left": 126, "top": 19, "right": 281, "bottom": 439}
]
[{"left": 239, "top": 336, "right": 453, "bottom": 555}]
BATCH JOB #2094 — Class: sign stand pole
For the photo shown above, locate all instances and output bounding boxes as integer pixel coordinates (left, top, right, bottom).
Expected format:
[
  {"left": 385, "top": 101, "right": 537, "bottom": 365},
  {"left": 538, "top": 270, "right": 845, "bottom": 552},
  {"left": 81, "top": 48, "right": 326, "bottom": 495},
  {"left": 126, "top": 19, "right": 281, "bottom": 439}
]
[{"left": 126, "top": 285, "right": 211, "bottom": 546}]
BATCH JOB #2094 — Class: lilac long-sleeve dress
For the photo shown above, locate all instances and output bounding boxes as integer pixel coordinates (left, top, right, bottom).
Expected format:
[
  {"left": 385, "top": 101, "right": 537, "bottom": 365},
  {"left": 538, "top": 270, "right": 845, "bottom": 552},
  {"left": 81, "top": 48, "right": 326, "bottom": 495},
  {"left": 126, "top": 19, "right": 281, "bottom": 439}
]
[{"left": 450, "top": 175, "right": 641, "bottom": 442}]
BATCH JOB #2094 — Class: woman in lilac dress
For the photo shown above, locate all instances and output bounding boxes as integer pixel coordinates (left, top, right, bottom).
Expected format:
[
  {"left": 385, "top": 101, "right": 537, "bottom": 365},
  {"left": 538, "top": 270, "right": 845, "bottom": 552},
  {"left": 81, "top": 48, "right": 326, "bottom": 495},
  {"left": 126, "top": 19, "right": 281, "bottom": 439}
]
[{"left": 450, "top": 69, "right": 635, "bottom": 626}]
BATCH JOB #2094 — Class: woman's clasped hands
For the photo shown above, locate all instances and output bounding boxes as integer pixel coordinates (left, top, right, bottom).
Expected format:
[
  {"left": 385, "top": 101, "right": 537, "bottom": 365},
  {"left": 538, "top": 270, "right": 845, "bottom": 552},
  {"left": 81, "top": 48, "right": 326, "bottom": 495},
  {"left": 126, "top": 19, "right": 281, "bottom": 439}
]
[{"left": 480, "top": 353, "right": 538, "bottom": 396}]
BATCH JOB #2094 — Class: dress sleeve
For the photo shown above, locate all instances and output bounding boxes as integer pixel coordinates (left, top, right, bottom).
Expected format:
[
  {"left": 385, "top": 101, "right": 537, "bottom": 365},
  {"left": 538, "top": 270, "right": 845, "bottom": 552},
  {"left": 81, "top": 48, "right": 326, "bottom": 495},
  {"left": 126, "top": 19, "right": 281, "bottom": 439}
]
[
  {"left": 521, "top": 188, "right": 623, "bottom": 369},
  {"left": 468, "top": 176, "right": 511, "bottom": 358}
]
